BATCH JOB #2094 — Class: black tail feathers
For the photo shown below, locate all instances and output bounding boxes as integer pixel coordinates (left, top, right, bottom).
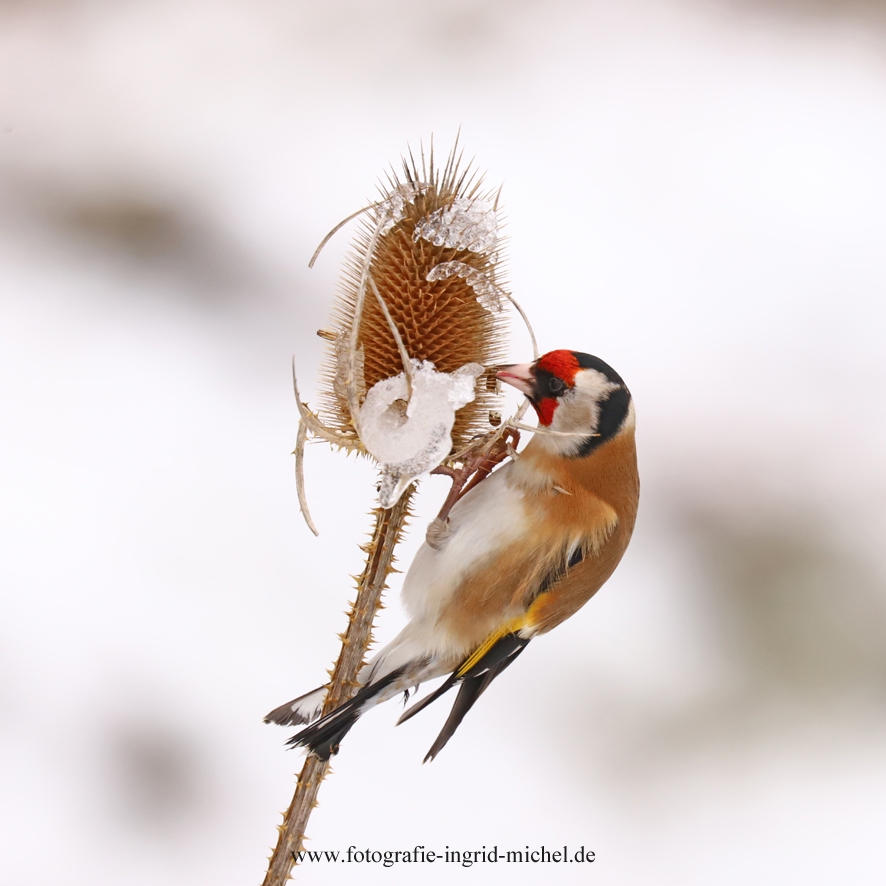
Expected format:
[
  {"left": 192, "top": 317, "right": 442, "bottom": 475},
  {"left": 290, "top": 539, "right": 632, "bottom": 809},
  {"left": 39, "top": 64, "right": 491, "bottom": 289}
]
[
  {"left": 400, "top": 632, "right": 531, "bottom": 762},
  {"left": 276, "top": 633, "right": 530, "bottom": 762},
  {"left": 285, "top": 668, "right": 406, "bottom": 760}
]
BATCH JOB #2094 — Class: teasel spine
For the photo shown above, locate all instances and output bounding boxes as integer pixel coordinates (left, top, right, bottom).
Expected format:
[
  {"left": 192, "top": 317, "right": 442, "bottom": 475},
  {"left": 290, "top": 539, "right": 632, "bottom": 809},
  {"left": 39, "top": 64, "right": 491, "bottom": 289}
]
[{"left": 262, "top": 489, "right": 414, "bottom": 886}]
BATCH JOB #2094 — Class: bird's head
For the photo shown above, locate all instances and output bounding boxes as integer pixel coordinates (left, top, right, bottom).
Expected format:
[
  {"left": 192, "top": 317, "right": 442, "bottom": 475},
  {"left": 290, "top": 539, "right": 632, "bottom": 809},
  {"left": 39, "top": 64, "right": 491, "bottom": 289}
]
[{"left": 496, "top": 349, "right": 633, "bottom": 457}]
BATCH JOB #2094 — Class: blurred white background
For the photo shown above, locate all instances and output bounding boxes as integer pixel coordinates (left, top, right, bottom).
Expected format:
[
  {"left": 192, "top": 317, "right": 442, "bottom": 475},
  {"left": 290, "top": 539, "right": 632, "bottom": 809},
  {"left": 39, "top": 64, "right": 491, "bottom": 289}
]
[{"left": 2, "top": 1, "right": 886, "bottom": 883}]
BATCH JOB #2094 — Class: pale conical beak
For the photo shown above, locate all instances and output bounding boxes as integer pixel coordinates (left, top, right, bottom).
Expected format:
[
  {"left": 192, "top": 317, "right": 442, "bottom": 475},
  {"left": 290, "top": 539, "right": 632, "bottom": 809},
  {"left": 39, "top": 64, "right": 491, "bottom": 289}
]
[{"left": 496, "top": 362, "right": 536, "bottom": 399}]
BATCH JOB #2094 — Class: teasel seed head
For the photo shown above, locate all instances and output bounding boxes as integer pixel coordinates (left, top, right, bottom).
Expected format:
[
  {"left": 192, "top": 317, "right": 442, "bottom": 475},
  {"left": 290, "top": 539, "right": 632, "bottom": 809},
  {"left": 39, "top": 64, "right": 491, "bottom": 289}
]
[{"left": 317, "top": 144, "right": 509, "bottom": 458}]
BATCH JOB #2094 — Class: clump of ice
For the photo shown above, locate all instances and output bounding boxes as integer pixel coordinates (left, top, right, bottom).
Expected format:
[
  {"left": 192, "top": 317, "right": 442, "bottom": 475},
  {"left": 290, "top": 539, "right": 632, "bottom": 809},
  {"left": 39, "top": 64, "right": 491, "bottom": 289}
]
[
  {"left": 375, "top": 182, "right": 424, "bottom": 235},
  {"left": 358, "top": 360, "right": 484, "bottom": 507},
  {"left": 413, "top": 197, "right": 498, "bottom": 254},
  {"left": 426, "top": 261, "right": 503, "bottom": 312}
]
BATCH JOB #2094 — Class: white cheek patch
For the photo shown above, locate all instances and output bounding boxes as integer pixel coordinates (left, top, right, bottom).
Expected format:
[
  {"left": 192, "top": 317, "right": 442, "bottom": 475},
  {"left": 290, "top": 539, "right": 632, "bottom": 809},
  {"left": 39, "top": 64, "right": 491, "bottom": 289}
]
[
  {"left": 541, "top": 369, "right": 621, "bottom": 456},
  {"left": 572, "top": 368, "right": 621, "bottom": 407}
]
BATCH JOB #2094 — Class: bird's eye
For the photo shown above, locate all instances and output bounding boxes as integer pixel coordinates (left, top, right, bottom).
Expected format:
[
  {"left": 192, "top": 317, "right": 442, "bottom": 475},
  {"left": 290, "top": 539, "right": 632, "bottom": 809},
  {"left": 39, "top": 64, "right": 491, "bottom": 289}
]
[{"left": 548, "top": 377, "right": 565, "bottom": 394}]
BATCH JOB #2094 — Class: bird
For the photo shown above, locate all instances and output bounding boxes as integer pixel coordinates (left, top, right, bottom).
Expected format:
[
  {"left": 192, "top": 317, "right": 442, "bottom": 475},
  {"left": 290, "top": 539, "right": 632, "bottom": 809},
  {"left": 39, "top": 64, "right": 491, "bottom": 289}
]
[{"left": 265, "top": 349, "right": 639, "bottom": 763}]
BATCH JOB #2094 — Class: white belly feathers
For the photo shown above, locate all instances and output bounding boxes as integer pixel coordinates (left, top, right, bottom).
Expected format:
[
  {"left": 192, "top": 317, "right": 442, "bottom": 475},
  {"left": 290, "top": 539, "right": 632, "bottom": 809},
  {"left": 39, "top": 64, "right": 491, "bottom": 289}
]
[{"left": 400, "top": 462, "right": 528, "bottom": 626}]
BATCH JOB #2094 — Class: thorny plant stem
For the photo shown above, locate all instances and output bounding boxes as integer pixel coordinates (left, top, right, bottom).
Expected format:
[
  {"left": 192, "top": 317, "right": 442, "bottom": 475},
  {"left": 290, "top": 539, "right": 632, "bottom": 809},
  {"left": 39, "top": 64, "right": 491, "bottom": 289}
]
[{"left": 262, "top": 488, "right": 414, "bottom": 886}]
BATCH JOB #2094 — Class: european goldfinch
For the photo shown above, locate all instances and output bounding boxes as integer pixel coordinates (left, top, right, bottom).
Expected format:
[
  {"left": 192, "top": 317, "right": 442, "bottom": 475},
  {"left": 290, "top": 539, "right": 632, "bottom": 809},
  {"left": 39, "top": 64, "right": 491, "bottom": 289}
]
[{"left": 265, "top": 349, "right": 639, "bottom": 762}]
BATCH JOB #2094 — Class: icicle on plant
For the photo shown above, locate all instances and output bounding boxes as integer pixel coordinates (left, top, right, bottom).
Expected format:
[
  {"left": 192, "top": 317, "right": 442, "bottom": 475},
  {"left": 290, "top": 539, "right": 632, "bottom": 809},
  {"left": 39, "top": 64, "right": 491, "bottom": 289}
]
[{"left": 264, "top": 143, "right": 526, "bottom": 886}]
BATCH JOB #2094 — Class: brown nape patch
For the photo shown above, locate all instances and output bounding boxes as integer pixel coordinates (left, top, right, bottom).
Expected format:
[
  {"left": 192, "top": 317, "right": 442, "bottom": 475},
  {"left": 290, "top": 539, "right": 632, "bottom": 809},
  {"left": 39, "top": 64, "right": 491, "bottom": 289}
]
[
  {"left": 318, "top": 149, "right": 508, "bottom": 452},
  {"left": 521, "top": 425, "right": 640, "bottom": 518}
]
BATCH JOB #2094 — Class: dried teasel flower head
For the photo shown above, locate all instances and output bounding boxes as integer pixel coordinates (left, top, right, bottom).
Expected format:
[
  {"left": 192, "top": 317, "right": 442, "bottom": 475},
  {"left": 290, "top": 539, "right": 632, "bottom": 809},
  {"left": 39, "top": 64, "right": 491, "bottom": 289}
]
[{"left": 311, "top": 144, "right": 513, "bottom": 507}]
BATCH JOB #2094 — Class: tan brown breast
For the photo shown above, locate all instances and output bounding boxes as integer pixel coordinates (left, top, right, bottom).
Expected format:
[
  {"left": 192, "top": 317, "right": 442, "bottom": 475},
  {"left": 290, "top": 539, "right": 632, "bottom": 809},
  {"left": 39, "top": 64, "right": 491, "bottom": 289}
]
[
  {"left": 523, "top": 427, "right": 639, "bottom": 634},
  {"left": 438, "top": 427, "right": 639, "bottom": 650}
]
